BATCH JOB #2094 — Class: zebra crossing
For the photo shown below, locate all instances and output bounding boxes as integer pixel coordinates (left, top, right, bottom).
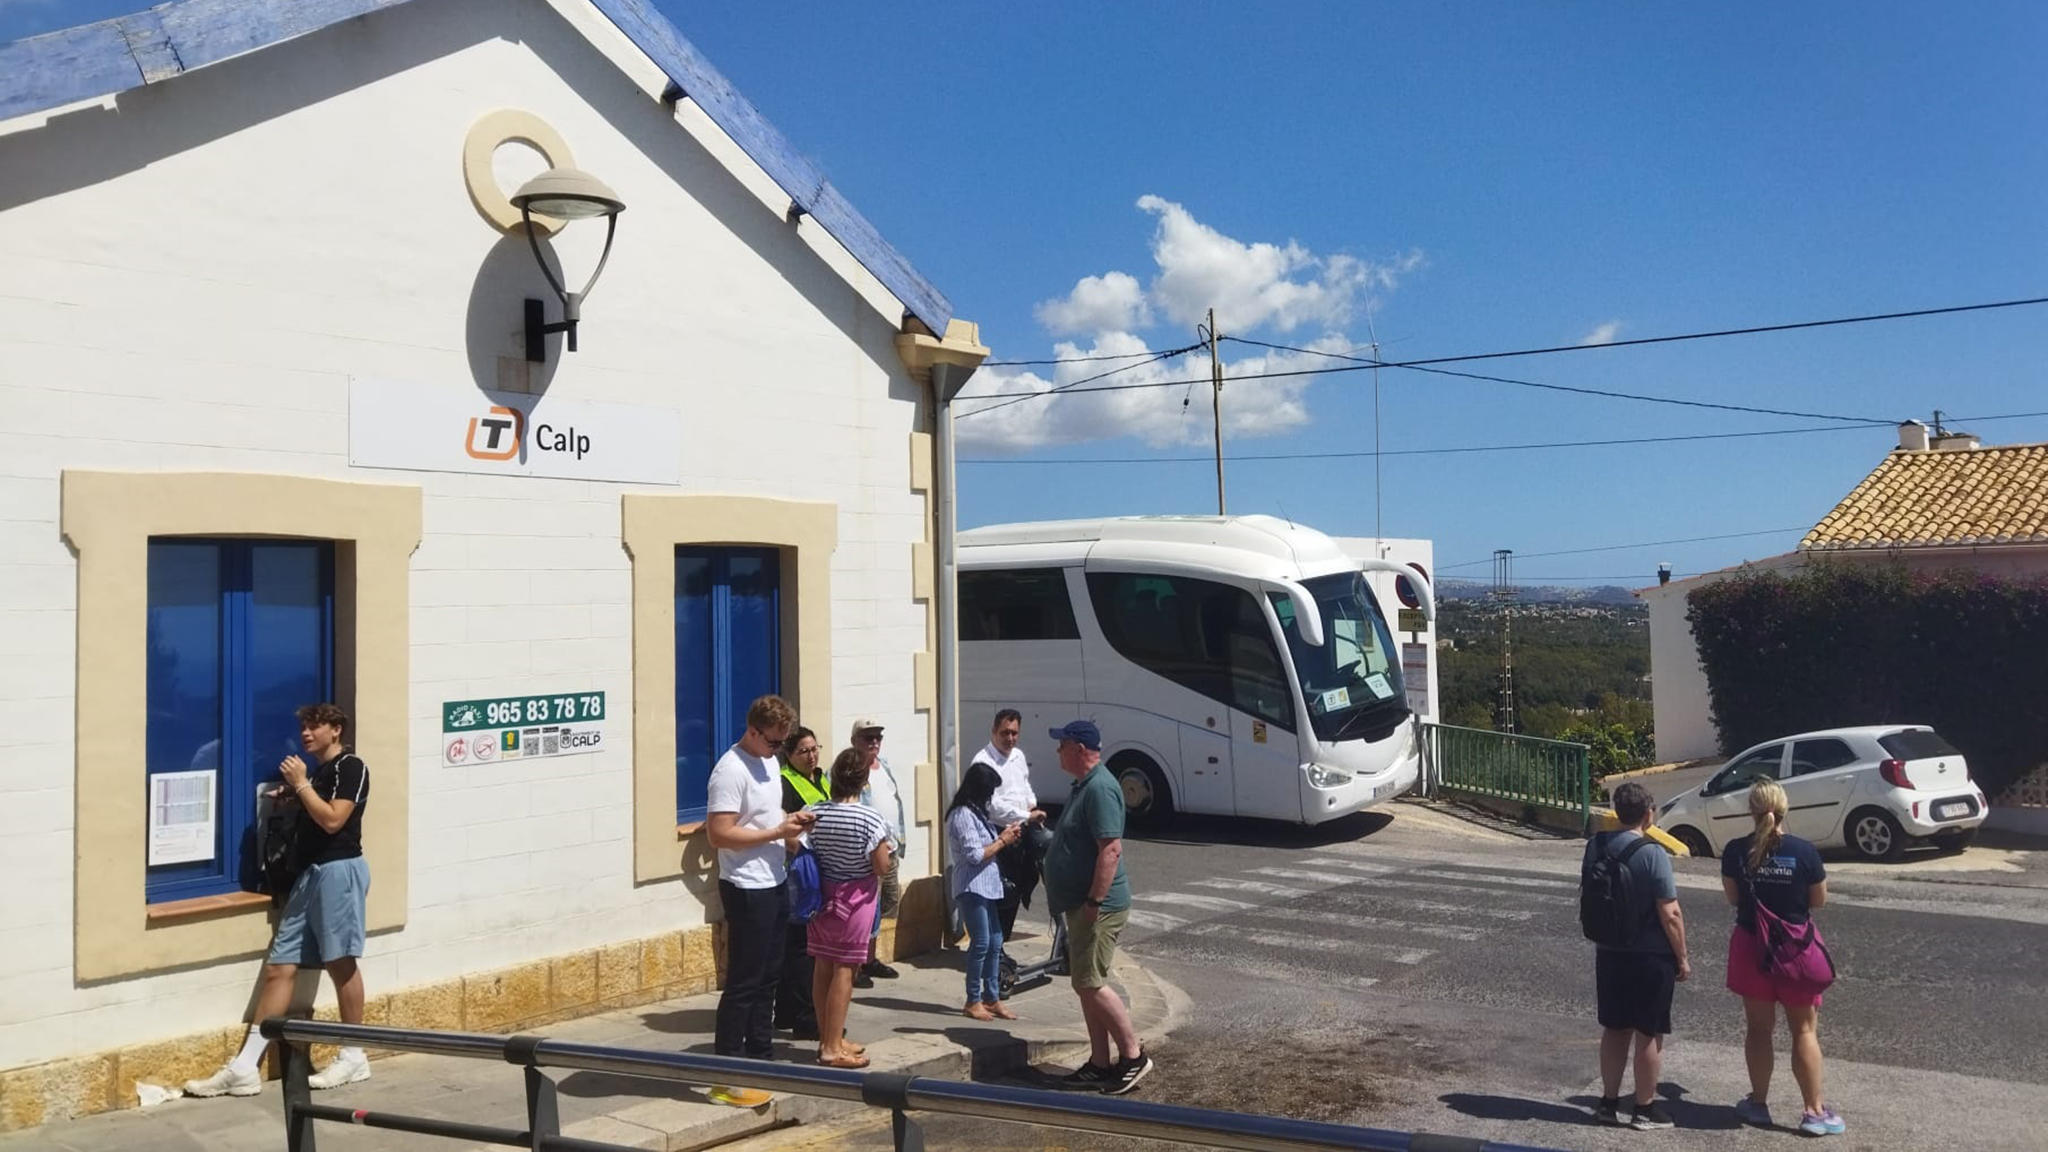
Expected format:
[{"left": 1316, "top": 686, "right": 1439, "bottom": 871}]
[{"left": 1116, "top": 842, "right": 1578, "bottom": 991}]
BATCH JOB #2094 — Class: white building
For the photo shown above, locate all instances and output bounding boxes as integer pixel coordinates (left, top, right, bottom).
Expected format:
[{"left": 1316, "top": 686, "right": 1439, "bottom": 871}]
[{"left": 0, "top": 0, "right": 987, "bottom": 1126}]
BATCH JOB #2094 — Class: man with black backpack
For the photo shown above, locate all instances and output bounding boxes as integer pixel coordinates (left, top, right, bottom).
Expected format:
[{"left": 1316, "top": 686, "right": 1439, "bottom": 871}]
[{"left": 1581, "top": 780, "right": 1690, "bottom": 1130}]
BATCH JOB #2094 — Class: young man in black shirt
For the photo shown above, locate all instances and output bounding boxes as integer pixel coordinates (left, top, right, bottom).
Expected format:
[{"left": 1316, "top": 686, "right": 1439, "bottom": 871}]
[{"left": 186, "top": 703, "right": 372, "bottom": 1097}]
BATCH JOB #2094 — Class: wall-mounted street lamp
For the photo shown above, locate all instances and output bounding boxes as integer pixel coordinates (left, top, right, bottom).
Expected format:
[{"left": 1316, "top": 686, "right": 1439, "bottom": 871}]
[{"left": 511, "top": 167, "right": 626, "bottom": 363}]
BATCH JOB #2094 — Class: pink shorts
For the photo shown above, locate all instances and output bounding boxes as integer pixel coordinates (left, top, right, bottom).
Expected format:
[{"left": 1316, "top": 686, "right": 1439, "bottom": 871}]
[
  {"left": 807, "top": 875, "right": 880, "bottom": 966},
  {"left": 1725, "top": 926, "right": 1826, "bottom": 1008}
]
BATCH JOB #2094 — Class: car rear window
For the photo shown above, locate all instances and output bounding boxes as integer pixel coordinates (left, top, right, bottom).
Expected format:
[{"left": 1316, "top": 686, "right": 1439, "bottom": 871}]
[{"left": 1879, "top": 729, "right": 1962, "bottom": 760}]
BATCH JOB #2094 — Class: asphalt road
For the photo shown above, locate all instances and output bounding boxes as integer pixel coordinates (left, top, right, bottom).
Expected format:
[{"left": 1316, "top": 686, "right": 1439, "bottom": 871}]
[{"left": 754, "top": 799, "right": 2048, "bottom": 1150}]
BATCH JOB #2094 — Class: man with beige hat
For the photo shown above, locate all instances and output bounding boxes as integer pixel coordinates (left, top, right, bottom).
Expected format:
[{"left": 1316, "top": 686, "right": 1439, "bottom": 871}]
[{"left": 849, "top": 717, "right": 905, "bottom": 986}]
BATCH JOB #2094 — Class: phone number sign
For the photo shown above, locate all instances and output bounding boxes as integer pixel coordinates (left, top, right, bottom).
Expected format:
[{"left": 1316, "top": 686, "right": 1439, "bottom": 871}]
[{"left": 442, "top": 692, "right": 606, "bottom": 767}]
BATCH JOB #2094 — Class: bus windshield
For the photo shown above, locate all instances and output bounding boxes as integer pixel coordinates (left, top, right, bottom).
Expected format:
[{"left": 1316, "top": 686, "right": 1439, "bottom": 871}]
[{"left": 1269, "top": 572, "right": 1407, "bottom": 743}]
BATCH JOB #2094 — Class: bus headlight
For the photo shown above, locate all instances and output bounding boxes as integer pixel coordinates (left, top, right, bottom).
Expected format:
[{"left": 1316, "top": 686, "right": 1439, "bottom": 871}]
[{"left": 1306, "top": 763, "right": 1354, "bottom": 789}]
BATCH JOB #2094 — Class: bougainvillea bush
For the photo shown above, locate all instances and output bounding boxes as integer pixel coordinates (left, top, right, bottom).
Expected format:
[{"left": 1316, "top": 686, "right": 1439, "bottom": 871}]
[{"left": 1684, "top": 561, "right": 2048, "bottom": 798}]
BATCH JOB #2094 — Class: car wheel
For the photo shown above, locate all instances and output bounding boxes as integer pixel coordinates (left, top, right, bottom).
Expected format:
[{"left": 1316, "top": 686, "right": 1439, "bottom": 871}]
[
  {"left": 1112, "top": 754, "right": 1174, "bottom": 829},
  {"left": 1848, "top": 807, "right": 1907, "bottom": 862},
  {"left": 1935, "top": 829, "right": 1977, "bottom": 855},
  {"left": 1670, "top": 826, "right": 1713, "bottom": 860}
]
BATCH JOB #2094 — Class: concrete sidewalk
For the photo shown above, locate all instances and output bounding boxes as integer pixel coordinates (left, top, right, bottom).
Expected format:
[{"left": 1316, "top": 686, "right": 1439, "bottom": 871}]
[{"left": 2, "top": 928, "right": 1182, "bottom": 1152}]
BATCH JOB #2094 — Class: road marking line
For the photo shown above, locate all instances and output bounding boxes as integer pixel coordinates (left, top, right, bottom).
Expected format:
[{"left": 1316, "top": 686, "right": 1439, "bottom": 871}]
[
  {"left": 1191, "top": 878, "right": 1310, "bottom": 898},
  {"left": 1140, "top": 892, "right": 1258, "bottom": 913},
  {"left": 1124, "top": 909, "right": 1187, "bottom": 932},
  {"left": 1395, "top": 899, "right": 1538, "bottom": 922},
  {"left": 1187, "top": 922, "right": 1434, "bottom": 964},
  {"left": 1300, "top": 857, "right": 1402, "bottom": 875},
  {"left": 1135, "top": 946, "right": 1381, "bottom": 992},
  {"left": 1409, "top": 868, "right": 1574, "bottom": 890},
  {"left": 1251, "top": 906, "right": 1486, "bottom": 941},
  {"left": 1248, "top": 867, "right": 1350, "bottom": 884},
  {"left": 1360, "top": 877, "right": 1573, "bottom": 904}
]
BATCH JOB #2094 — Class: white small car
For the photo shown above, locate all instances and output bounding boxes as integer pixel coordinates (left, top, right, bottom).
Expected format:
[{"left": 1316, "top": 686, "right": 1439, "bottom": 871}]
[{"left": 1658, "top": 725, "right": 1987, "bottom": 862}]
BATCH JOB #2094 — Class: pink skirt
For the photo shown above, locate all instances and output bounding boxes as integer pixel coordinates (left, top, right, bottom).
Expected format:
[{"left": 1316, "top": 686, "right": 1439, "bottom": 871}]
[
  {"left": 807, "top": 875, "right": 880, "bottom": 966},
  {"left": 1726, "top": 926, "right": 1826, "bottom": 1008}
]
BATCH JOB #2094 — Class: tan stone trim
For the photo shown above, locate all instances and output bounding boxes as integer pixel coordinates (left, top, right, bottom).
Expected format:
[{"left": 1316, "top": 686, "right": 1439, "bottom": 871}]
[
  {"left": 144, "top": 891, "right": 272, "bottom": 925},
  {"left": 462, "top": 109, "right": 573, "bottom": 236},
  {"left": 908, "top": 430, "right": 933, "bottom": 492},
  {"left": 622, "top": 494, "right": 837, "bottom": 883},
  {"left": 60, "top": 471, "right": 419, "bottom": 983}
]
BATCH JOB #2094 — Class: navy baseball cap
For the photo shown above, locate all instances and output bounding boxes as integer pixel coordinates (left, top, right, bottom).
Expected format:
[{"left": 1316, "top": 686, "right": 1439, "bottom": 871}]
[{"left": 1049, "top": 720, "right": 1102, "bottom": 751}]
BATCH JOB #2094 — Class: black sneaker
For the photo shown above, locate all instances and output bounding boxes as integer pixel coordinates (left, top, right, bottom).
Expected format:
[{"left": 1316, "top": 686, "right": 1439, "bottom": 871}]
[
  {"left": 862, "top": 961, "right": 900, "bottom": 980},
  {"left": 853, "top": 969, "right": 874, "bottom": 989},
  {"left": 1059, "top": 1062, "right": 1112, "bottom": 1089},
  {"left": 1594, "top": 1097, "right": 1623, "bottom": 1125},
  {"left": 1102, "top": 1053, "right": 1154, "bottom": 1096},
  {"left": 1630, "top": 1100, "right": 1675, "bottom": 1130}
]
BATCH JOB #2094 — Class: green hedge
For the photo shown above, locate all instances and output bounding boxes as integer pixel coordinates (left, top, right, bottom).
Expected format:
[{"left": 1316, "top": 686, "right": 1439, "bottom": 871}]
[{"left": 1685, "top": 561, "right": 2048, "bottom": 798}]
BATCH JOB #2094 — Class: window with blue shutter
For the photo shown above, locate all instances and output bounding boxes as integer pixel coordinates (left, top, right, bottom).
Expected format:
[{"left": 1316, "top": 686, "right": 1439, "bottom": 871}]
[{"left": 675, "top": 547, "right": 781, "bottom": 822}]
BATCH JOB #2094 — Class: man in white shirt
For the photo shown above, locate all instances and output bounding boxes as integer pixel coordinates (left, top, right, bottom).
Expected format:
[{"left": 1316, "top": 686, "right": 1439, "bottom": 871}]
[
  {"left": 705, "top": 695, "right": 811, "bottom": 1106},
  {"left": 852, "top": 718, "right": 905, "bottom": 985},
  {"left": 970, "top": 708, "right": 1046, "bottom": 943}
]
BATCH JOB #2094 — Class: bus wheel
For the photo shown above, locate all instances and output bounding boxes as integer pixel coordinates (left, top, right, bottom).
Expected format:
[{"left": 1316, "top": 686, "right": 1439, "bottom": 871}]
[{"left": 1112, "top": 754, "right": 1173, "bottom": 828}]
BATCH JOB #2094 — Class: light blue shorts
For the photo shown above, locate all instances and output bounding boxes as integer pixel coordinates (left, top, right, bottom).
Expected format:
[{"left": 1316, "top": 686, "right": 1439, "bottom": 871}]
[{"left": 269, "top": 857, "right": 369, "bottom": 966}]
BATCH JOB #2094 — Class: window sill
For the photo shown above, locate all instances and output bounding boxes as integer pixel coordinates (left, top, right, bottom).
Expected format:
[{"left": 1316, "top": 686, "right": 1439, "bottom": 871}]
[
  {"left": 676, "top": 820, "right": 706, "bottom": 838},
  {"left": 146, "top": 890, "right": 272, "bottom": 924}
]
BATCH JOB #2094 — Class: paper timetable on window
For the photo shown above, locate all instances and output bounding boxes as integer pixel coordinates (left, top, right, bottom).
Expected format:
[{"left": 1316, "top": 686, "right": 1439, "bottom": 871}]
[{"left": 148, "top": 770, "right": 217, "bottom": 865}]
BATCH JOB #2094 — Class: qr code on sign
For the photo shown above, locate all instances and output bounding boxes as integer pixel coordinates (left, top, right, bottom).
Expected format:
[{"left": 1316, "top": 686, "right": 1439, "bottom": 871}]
[{"left": 543, "top": 734, "right": 560, "bottom": 755}]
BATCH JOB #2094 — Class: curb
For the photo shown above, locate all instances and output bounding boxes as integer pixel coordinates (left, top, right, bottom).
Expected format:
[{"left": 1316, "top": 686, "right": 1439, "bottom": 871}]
[{"left": 557, "top": 959, "right": 1184, "bottom": 1151}]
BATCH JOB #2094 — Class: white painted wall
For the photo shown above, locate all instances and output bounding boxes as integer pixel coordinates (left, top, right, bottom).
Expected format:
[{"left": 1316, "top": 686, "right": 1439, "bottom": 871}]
[{"left": 0, "top": 0, "right": 934, "bottom": 1068}]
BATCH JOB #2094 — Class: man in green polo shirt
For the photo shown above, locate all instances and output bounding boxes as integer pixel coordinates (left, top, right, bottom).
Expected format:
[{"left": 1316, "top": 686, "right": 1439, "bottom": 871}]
[{"left": 1042, "top": 720, "right": 1154, "bottom": 1096}]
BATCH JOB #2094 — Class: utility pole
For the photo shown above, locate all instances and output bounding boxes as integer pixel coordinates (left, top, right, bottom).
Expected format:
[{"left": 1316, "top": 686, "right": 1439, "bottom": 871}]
[
  {"left": 1492, "top": 549, "right": 1517, "bottom": 734},
  {"left": 1207, "top": 307, "right": 1225, "bottom": 514}
]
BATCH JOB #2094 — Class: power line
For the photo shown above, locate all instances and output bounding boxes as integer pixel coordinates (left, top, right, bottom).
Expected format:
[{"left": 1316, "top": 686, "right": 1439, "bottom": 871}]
[
  {"left": 1221, "top": 336, "right": 1888, "bottom": 423},
  {"left": 953, "top": 341, "right": 1204, "bottom": 419},
  {"left": 1439, "top": 528, "right": 1808, "bottom": 572},
  {"left": 950, "top": 294, "right": 2048, "bottom": 420},
  {"left": 975, "top": 294, "right": 2048, "bottom": 371},
  {"left": 954, "top": 409, "right": 2048, "bottom": 467},
  {"left": 982, "top": 349, "right": 1178, "bottom": 367}
]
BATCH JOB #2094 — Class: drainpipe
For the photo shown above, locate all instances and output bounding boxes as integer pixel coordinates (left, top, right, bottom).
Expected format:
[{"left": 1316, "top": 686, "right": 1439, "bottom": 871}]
[{"left": 930, "top": 362, "right": 971, "bottom": 818}]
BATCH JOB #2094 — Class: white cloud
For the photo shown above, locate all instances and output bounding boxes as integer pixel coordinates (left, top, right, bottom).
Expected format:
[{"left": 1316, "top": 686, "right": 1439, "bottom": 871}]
[
  {"left": 1033, "top": 271, "right": 1151, "bottom": 336},
  {"left": 1580, "top": 320, "right": 1624, "bottom": 346},
  {"left": 954, "top": 333, "right": 1365, "bottom": 453},
  {"left": 1135, "top": 195, "right": 1422, "bottom": 335},
  {"left": 958, "top": 198, "right": 1424, "bottom": 450}
]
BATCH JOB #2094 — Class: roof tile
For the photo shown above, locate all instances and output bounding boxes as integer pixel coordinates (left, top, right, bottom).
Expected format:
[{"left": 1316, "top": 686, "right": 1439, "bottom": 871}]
[{"left": 1802, "top": 442, "right": 2048, "bottom": 550}]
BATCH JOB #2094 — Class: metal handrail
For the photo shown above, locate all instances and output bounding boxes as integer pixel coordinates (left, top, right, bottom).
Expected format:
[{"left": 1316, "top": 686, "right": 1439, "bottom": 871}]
[{"left": 261, "top": 1017, "right": 1559, "bottom": 1152}]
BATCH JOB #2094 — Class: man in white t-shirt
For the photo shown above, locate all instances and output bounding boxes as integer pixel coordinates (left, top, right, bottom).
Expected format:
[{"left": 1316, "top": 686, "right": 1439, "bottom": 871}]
[
  {"left": 970, "top": 708, "right": 1046, "bottom": 944},
  {"left": 704, "top": 695, "right": 811, "bottom": 1105}
]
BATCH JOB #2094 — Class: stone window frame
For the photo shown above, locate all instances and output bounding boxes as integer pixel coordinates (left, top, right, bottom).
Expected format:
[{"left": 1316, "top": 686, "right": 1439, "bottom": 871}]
[
  {"left": 623, "top": 495, "right": 835, "bottom": 883},
  {"left": 62, "top": 472, "right": 419, "bottom": 982}
]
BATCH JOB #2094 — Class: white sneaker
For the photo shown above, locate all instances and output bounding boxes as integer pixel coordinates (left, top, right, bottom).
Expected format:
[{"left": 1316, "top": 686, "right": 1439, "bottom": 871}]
[
  {"left": 309, "top": 1053, "right": 371, "bottom": 1090},
  {"left": 184, "top": 1063, "right": 262, "bottom": 1097}
]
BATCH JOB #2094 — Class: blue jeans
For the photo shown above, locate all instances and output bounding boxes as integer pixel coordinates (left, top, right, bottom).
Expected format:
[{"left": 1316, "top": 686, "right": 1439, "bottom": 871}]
[{"left": 958, "top": 891, "right": 1004, "bottom": 1003}]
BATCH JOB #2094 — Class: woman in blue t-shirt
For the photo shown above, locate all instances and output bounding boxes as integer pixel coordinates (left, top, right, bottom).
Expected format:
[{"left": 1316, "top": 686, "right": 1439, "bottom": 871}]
[{"left": 1721, "top": 778, "right": 1842, "bottom": 1136}]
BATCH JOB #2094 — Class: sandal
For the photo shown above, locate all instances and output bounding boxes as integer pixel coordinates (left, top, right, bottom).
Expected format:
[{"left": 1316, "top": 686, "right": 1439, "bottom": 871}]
[
  {"left": 963, "top": 1002, "right": 997, "bottom": 1021},
  {"left": 817, "top": 1051, "right": 870, "bottom": 1069},
  {"left": 984, "top": 1001, "right": 1019, "bottom": 1021}
]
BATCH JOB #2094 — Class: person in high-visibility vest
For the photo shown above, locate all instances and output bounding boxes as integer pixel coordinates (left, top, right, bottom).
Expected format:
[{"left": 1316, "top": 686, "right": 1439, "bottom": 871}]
[{"left": 774, "top": 728, "right": 828, "bottom": 1037}]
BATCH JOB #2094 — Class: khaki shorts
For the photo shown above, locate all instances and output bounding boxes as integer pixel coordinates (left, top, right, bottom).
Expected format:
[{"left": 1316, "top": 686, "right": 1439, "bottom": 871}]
[{"left": 1065, "top": 906, "right": 1128, "bottom": 989}]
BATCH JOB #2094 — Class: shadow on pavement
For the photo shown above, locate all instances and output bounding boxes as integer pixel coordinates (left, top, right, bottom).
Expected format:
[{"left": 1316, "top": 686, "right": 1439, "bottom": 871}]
[
  {"left": 1129, "top": 810, "right": 1395, "bottom": 850},
  {"left": 1439, "top": 1091, "right": 1598, "bottom": 1127},
  {"left": 637, "top": 1007, "right": 717, "bottom": 1034},
  {"left": 556, "top": 1069, "right": 716, "bottom": 1102}
]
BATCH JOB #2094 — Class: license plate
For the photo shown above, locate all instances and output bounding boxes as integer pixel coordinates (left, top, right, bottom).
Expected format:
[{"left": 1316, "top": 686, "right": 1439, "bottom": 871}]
[{"left": 1937, "top": 802, "right": 1968, "bottom": 819}]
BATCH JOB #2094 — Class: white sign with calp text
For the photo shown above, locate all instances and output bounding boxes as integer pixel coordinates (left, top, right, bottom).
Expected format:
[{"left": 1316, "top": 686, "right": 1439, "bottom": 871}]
[{"left": 348, "top": 377, "right": 681, "bottom": 484}]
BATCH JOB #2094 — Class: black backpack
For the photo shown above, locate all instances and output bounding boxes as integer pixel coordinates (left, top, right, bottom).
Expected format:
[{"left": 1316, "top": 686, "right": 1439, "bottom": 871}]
[{"left": 1580, "top": 832, "right": 1653, "bottom": 947}]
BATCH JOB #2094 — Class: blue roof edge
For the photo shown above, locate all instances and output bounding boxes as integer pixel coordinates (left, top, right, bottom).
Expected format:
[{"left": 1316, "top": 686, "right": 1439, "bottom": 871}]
[{"left": 0, "top": 0, "right": 953, "bottom": 333}]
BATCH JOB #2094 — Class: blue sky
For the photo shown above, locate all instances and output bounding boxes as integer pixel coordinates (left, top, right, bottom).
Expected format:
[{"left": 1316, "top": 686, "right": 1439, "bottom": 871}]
[{"left": 8, "top": 1, "right": 2046, "bottom": 586}]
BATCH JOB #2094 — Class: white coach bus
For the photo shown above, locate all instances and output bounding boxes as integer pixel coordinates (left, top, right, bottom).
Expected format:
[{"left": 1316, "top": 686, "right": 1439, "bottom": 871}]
[{"left": 957, "top": 515, "right": 1434, "bottom": 826}]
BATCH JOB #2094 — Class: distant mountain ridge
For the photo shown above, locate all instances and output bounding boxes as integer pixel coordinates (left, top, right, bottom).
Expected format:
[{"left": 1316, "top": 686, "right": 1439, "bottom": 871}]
[{"left": 1435, "top": 577, "right": 1639, "bottom": 606}]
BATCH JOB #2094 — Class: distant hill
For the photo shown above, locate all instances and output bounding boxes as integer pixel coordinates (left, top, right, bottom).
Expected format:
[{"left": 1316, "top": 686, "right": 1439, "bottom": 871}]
[{"left": 1436, "top": 578, "right": 1639, "bottom": 606}]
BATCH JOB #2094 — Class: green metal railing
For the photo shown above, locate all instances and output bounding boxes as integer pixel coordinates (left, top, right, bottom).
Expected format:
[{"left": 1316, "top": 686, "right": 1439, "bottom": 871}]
[{"left": 1421, "top": 723, "right": 1592, "bottom": 833}]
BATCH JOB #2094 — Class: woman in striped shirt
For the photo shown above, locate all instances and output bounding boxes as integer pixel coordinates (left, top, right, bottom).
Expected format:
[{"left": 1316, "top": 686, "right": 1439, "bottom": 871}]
[{"left": 805, "top": 748, "right": 894, "bottom": 1068}]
